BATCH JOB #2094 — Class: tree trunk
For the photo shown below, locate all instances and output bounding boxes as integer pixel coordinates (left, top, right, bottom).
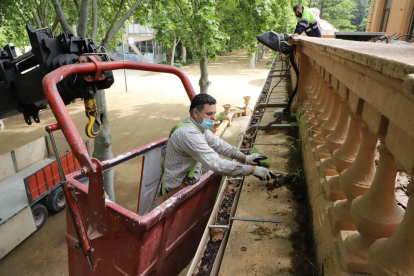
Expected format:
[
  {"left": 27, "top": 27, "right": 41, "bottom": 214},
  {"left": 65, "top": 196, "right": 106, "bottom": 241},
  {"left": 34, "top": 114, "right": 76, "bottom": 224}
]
[
  {"left": 101, "top": 0, "right": 142, "bottom": 48},
  {"left": 42, "top": 0, "right": 50, "bottom": 27},
  {"left": 320, "top": 1, "right": 325, "bottom": 18},
  {"left": 51, "top": 16, "right": 59, "bottom": 33},
  {"left": 199, "top": 58, "right": 211, "bottom": 94},
  {"left": 29, "top": 2, "right": 43, "bottom": 29},
  {"left": 91, "top": 0, "right": 98, "bottom": 41},
  {"left": 181, "top": 46, "right": 186, "bottom": 63},
  {"left": 92, "top": 90, "right": 115, "bottom": 202},
  {"left": 171, "top": 37, "right": 176, "bottom": 66},
  {"left": 77, "top": 0, "right": 90, "bottom": 37},
  {"left": 51, "top": 0, "right": 73, "bottom": 34},
  {"left": 249, "top": 52, "right": 255, "bottom": 69}
]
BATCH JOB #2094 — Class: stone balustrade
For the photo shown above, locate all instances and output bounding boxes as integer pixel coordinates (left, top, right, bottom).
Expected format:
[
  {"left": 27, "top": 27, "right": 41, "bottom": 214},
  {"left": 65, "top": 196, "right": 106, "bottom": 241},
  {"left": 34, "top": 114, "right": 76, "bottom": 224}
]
[
  {"left": 292, "top": 36, "right": 414, "bottom": 275},
  {"left": 213, "top": 97, "right": 252, "bottom": 137}
]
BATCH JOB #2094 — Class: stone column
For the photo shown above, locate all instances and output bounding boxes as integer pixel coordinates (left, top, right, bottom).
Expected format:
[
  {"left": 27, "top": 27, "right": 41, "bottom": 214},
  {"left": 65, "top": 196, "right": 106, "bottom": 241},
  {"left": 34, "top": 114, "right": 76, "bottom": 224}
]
[
  {"left": 313, "top": 93, "right": 341, "bottom": 147},
  {"left": 223, "top": 104, "right": 231, "bottom": 115},
  {"left": 314, "top": 84, "right": 331, "bottom": 118},
  {"left": 243, "top": 96, "right": 251, "bottom": 116},
  {"left": 368, "top": 182, "right": 413, "bottom": 275},
  {"left": 304, "top": 76, "right": 324, "bottom": 118},
  {"left": 332, "top": 124, "right": 377, "bottom": 228},
  {"left": 319, "top": 113, "right": 362, "bottom": 177},
  {"left": 305, "top": 81, "right": 327, "bottom": 133},
  {"left": 314, "top": 100, "right": 350, "bottom": 161},
  {"left": 345, "top": 144, "right": 404, "bottom": 273},
  {"left": 302, "top": 69, "right": 318, "bottom": 109},
  {"left": 311, "top": 87, "right": 334, "bottom": 139}
]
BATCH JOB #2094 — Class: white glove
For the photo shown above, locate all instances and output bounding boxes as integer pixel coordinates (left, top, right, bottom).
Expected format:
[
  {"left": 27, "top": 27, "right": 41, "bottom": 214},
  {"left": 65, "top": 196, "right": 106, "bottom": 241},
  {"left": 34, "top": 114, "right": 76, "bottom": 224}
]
[
  {"left": 245, "top": 153, "right": 268, "bottom": 166},
  {"left": 253, "top": 167, "right": 277, "bottom": 181}
]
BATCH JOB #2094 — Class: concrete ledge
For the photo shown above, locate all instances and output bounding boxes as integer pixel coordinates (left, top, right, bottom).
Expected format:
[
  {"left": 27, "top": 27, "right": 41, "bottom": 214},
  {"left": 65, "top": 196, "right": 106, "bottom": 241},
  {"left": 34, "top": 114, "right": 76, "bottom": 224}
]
[{"left": 296, "top": 37, "right": 414, "bottom": 81}]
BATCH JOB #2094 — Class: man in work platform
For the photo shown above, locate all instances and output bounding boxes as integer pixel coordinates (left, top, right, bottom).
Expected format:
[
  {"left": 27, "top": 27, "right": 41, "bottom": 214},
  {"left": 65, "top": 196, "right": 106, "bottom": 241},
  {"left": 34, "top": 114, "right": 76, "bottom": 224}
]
[
  {"left": 293, "top": 5, "right": 322, "bottom": 37},
  {"left": 159, "top": 94, "right": 276, "bottom": 202}
]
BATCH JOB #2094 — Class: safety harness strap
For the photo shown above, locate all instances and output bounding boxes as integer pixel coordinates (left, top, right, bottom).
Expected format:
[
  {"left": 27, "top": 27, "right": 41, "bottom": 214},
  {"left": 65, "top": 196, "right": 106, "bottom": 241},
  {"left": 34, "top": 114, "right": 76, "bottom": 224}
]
[{"left": 162, "top": 122, "right": 200, "bottom": 200}]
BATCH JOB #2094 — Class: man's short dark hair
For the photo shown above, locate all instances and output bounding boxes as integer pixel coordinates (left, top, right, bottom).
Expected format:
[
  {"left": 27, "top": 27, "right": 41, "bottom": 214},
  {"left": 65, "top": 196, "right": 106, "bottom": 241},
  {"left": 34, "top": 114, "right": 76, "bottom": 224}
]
[
  {"left": 189, "top": 94, "right": 216, "bottom": 114},
  {"left": 293, "top": 5, "right": 302, "bottom": 11}
]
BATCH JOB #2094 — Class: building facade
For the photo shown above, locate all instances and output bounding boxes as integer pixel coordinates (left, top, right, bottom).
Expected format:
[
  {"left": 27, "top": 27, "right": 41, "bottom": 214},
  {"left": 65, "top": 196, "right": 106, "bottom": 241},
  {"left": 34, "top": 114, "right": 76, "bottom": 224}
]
[{"left": 366, "top": 0, "right": 414, "bottom": 37}]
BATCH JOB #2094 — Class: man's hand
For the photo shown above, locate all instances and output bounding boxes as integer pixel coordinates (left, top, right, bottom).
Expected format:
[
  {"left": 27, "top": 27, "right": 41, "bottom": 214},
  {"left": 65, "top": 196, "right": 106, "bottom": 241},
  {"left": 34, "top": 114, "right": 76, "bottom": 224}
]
[
  {"left": 245, "top": 153, "right": 268, "bottom": 166},
  {"left": 253, "top": 167, "right": 277, "bottom": 181}
]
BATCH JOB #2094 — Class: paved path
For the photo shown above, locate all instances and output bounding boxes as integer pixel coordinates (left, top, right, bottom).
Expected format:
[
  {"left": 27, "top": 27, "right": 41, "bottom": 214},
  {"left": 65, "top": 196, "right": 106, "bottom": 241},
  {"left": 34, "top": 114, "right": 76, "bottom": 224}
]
[{"left": 0, "top": 49, "right": 271, "bottom": 276}]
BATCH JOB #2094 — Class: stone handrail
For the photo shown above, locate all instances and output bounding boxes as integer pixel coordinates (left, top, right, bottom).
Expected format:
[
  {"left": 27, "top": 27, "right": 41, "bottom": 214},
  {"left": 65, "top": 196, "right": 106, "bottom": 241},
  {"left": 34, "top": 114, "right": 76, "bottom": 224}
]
[{"left": 292, "top": 36, "right": 414, "bottom": 275}]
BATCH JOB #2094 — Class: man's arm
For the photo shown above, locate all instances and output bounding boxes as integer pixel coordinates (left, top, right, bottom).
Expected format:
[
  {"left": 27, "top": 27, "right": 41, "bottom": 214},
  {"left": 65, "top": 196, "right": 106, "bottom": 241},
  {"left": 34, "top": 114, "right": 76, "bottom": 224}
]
[
  {"left": 204, "top": 130, "right": 246, "bottom": 162},
  {"left": 177, "top": 128, "right": 251, "bottom": 176},
  {"left": 295, "top": 18, "right": 309, "bottom": 35}
]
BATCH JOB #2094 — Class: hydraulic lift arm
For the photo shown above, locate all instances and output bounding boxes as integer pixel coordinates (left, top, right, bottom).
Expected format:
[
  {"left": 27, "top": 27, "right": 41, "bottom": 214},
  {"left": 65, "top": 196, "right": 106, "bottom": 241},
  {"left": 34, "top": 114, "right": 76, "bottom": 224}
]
[{"left": 0, "top": 25, "right": 114, "bottom": 137}]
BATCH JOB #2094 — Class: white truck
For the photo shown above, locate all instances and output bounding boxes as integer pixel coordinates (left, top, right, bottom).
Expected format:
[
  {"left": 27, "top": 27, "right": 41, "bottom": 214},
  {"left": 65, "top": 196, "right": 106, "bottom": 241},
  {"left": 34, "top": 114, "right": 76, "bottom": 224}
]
[{"left": 0, "top": 136, "right": 87, "bottom": 259}]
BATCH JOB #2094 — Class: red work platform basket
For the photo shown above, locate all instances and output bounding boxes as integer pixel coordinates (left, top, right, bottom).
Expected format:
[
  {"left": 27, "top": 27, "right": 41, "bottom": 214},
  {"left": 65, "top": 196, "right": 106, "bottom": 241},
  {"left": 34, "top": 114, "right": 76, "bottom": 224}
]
[{"left": 42, "top": 58, "right": 221, "bottom": 275}]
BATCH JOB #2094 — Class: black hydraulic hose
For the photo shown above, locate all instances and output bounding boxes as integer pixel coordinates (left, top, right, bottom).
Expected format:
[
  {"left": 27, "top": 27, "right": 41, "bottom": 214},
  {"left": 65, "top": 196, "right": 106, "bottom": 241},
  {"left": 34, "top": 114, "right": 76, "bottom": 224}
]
[{"left": 284, "top": 53, "right": 299, "bottom": 114}]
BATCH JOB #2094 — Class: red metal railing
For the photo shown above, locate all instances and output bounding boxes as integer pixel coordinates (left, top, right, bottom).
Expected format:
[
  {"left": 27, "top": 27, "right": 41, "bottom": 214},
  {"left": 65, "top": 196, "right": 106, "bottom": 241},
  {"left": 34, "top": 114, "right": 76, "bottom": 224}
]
[
  {"left": 64, "top": 141, "right": 221, "bottom": 275},
  {"left": 42, "top": 59, "right": 195, "bottom": 173},
  {"left": 42, "top": 58, "right": 220, "bottom": 275}
]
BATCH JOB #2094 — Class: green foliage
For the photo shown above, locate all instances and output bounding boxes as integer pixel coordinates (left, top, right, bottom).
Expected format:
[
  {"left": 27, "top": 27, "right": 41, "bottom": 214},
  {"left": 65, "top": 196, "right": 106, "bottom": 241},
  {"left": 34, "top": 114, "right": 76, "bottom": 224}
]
[
  {"left": 217, "top": 0, "right": 296, "bottom": 56},
  {"left": 265, "top": 61, "right": 272, "bottom": 69},
  {"left": 160, "top": 59, "right": 194, "bottom": 68},
  {"left": 321, "top": 0, "right": 357, "bottom": 31},
  {"left": 216, "top": 111, "right": 226, "bottom": 122},
  {"left": 250, "top": 147, "right": 271, "bottom": 167},
  {"left": 350, "top": 0, "right": 370, "bottom": 31},
  {"left": 0, "top": 0, "right": 139, "bottom": 51},
  {"left": 289, "top": 168, "right": 305, "bottom": 183},
  {"left": 304, "top": 0, "right": 370, "bottom": 32}
]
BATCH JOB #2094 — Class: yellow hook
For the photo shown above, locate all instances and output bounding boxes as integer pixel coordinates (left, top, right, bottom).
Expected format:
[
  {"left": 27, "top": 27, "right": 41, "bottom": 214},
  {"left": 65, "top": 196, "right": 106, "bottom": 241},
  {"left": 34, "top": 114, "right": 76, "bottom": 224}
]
[{"left": 84, "top": 98, "right": 102, "bottom": 138}]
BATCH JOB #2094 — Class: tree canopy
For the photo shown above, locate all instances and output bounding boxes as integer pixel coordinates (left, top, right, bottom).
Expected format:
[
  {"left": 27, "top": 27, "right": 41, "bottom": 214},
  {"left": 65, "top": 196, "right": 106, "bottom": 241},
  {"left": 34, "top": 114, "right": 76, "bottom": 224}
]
[
  {"left": 303, "top": 0, "right": 370, "bottom": 32},
  {"left": 0, "top": 0, "right": 370, "bottom": 92},
  {"left": 0, "top": 0, "right": 145, "bottom": 50}
]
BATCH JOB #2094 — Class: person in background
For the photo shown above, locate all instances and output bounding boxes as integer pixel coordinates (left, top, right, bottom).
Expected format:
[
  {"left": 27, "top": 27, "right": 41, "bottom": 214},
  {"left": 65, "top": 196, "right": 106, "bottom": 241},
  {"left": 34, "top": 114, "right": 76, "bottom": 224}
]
[{"left": 293, "top": 5, "right": 322, "bottom": 37}]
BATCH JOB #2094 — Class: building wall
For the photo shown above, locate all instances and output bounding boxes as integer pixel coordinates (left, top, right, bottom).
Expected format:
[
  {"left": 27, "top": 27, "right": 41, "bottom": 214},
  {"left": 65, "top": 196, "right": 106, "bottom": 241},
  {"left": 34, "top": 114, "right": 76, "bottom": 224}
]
[{"left": 367, "top": 0, "right": 414, "bottom": 35}]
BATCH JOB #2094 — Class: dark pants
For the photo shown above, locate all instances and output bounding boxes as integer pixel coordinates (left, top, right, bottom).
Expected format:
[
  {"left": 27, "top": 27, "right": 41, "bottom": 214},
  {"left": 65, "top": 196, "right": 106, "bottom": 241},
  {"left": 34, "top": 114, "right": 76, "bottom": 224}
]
[{"left": 306, "top": 27, "right": 322, "bottom": 37}]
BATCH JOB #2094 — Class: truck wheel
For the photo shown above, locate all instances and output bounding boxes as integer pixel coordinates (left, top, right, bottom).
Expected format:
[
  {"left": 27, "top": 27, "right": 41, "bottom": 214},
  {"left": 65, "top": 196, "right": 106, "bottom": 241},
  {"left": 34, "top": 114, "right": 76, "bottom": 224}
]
[
  {"left": 32, "top": 204, "right": 48, "bottom": 230},
  {"left": 46, "top": 187, "right": 66, "bottom": 212}
]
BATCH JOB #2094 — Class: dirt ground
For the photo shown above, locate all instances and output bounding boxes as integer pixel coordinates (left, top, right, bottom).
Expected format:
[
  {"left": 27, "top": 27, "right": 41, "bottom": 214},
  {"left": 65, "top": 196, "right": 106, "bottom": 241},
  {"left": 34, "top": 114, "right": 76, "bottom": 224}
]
[{"left": 0, "top": 49, "right": 271, "bottom": 276}]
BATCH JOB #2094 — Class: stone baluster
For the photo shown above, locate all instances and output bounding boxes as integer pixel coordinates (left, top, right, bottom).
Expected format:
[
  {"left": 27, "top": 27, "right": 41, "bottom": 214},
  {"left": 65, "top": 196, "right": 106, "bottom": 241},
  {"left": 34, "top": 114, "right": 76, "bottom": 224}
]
[
  {"left": 319, "top": 113, "right": 362, "bottom": 177},
  {"left": 310, "top": 87, "right": 334, "bottom": 137},
  {"left": 332, "top": 124, "right": 377, "bottom": 227},
  {"left": 243, "top": 96, "right": 251, "bottom": 116},
  {"left": 314, "top": 99, "right": 350, "bottom": 160},
  {"left": 302, "top": 65, "right": 319, "bottom": 108},
  {"left": 305, "top": 81, "right": 328, "bottom": 131},
  {"left": 344, "top": 144, "right": 404, "bottom": 273},
  {"left": 304, "top": 75, "right": 325, "bottom": 119},
  {"left": 313, "top": 84, "right": 331, "bottom": 118},
  {"left": 313, "top": 93, "right": 341, "bottom": 147},
  {"left": 223, "top": 104, "right": 231, "bottom": 115},
  {"left": 303, "top": 68, "right": 317, "bottom": 103},
  {"left": 368, "top": 181, "right": 413, "bottom": 275}
]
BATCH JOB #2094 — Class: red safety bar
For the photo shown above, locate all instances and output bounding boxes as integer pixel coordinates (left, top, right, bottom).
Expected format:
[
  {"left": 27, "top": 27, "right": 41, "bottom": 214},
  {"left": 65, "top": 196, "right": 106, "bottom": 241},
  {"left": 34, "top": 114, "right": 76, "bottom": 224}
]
[
  {"left": 42, "top": 60, "right": 196, "bottom": 172},
  {"left": 42, "top": 58, "right": 221, "bottom": 275}
]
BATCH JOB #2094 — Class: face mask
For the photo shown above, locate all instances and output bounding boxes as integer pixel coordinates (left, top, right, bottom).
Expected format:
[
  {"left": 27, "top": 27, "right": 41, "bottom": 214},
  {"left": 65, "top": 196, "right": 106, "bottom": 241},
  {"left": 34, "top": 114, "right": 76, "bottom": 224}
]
[
  {"left": 197, "top": 110, "right": 214, "bottom": 130},
  {"left": 296, "top": 12, "right": 302, "bottom": 18}
]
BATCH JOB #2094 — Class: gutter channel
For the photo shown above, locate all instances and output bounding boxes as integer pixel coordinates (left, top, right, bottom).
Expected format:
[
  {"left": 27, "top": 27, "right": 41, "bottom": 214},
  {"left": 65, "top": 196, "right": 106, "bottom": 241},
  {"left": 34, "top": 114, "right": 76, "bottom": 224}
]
[{"left": 188, "top": 52, "right": 291, "bottom": 276}]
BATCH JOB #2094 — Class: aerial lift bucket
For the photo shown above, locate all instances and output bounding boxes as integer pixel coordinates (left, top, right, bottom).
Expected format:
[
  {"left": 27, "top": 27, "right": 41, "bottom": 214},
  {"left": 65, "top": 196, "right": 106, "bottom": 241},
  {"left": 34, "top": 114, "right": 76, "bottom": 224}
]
[{"left": 42, "top": 57, "right": 221, "bottom": 275}]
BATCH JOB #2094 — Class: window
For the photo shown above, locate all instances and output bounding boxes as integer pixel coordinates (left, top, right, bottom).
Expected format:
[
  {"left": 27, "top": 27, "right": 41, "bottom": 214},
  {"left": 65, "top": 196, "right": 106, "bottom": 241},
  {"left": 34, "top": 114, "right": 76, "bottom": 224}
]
[{"left": 380, "top": 0, "right": 393, "bottom": 32}]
